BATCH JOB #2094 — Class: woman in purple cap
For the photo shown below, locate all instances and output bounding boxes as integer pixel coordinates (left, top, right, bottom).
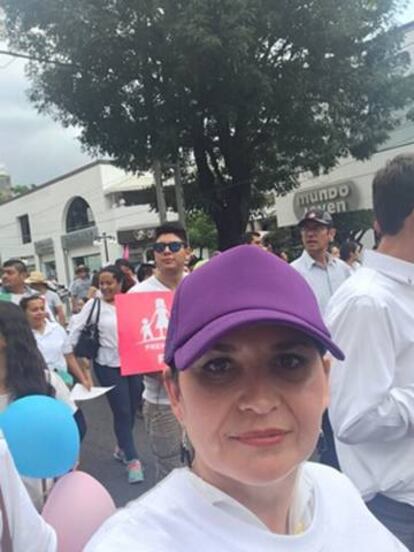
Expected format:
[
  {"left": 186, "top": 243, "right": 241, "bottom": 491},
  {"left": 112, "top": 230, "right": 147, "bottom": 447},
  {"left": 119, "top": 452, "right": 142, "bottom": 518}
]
[{"left": 87, "top": 246, "right": 407, "bottom": 551}]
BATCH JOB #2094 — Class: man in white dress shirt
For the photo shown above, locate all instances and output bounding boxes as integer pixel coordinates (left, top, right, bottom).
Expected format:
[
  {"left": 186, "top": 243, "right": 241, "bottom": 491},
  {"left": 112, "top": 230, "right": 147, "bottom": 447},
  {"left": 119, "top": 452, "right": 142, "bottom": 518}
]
[
  {"left": 291, "top": 209, "right": 351, "bottom": 469},
  {"left": 326, "top": 154, "right": 414, "bottom": 550},
  {"left": 291, "top": 209, "right": 351, "bottom": 316}
]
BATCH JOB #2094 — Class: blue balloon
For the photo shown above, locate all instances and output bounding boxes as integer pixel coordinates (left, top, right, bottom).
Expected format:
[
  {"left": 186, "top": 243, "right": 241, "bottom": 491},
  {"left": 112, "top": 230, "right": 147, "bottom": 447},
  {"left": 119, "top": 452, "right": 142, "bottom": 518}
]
[{"left": 0, "top": 395, "right": 80, "bottom": 478}]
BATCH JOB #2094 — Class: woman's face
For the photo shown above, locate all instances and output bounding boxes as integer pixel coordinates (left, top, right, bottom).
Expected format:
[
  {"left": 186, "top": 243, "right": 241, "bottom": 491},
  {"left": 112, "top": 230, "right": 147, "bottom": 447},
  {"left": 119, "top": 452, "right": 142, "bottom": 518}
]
[
  {"left": 25, "top": 298, "right": 46, "bottom": 329},
  {"left": 99, "top": 272, "right": 121, "bottom": 302},
  {"left": 166, "top": 324, "right": 330, "bottom": 493}
]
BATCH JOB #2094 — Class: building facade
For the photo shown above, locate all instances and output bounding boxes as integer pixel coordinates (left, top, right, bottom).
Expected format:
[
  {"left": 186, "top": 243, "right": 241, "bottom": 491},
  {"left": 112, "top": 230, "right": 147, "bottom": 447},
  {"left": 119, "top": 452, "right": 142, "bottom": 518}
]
[
  {"left": 0, "top": 161, "right": 177, "bottom": 286},
  {"left": 275, "top": 22, "right": 414, "bottom": 235}
]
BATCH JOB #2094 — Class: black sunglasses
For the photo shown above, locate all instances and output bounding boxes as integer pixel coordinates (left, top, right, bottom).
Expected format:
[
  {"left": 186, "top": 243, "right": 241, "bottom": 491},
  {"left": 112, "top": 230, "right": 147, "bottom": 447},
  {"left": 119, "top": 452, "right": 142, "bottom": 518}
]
[{"left": 152, "top": 241, "right": 186, "bottom": 254}]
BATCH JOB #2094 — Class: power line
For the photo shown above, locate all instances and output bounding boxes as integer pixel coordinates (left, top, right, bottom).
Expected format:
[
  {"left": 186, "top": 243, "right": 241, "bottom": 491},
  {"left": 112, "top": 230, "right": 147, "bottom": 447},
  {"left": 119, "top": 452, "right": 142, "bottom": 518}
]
[{"left": 0, "top": 49, "right": 75, "bottom": 68}]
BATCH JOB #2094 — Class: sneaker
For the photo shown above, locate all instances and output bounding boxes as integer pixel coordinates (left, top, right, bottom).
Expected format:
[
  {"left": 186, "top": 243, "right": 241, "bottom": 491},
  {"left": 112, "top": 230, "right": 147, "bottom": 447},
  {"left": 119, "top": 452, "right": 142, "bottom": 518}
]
[
  {"left": 113, "top": 447, "right": 127, "bottom": 464},
  {"left": 127, "top": 459, "right": 144, "bottom": 484}
]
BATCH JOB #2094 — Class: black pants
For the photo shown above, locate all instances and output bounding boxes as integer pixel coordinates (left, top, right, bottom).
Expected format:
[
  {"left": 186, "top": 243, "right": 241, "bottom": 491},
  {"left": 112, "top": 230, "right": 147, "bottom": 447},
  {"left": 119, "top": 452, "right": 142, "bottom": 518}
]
[
  {"left": 93, "top": 362, "right": 141, "bottom": 461},
  {"left": 367, "top": 494, "right": 414, "bottom": 551}
]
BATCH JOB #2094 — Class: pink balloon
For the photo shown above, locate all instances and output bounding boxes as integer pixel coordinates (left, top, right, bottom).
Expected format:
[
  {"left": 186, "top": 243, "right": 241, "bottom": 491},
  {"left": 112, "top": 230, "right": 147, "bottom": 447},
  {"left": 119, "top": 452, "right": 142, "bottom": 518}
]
[{"left": 42, "top": 471, "right": 116, "bottom": 552}]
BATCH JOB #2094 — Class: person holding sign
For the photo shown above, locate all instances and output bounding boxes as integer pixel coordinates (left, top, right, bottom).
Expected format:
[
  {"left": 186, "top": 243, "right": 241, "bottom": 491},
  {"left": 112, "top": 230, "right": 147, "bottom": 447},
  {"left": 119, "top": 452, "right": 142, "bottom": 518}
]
[
  {"left": 87, "top": 245, "right": 406, "bottom": 551},
  {"left": 128, "top": 223, "right": 189, "bottom": 482},
  {"left": 69, "top": 266, "right": 143, "bottom": 484}
]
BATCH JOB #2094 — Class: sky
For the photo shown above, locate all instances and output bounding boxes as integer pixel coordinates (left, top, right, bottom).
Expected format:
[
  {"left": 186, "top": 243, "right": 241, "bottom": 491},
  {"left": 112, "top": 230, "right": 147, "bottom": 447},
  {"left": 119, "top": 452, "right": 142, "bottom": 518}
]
[{"left": 1, "top": 3, "right": 414, "bottom": 187}]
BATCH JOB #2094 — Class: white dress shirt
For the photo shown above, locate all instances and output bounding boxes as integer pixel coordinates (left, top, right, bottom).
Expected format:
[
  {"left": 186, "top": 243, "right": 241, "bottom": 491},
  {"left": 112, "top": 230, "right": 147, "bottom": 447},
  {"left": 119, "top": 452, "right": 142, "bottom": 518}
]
[
  {"left": 69, "top": 298, "right": 120, "bottom": 367},
  {"left": 326, "top": 250, "right": 414, "bottom": 504},
  {"left": 291, "top": 250, "right": 351, "bottom": 315}
]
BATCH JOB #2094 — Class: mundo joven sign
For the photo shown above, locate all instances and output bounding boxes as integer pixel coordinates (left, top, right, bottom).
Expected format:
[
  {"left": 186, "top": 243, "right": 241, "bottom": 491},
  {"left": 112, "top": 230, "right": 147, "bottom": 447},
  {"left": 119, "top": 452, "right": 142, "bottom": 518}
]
[{"left": 293, "top": 180, "right": 360, "bottom": 220}]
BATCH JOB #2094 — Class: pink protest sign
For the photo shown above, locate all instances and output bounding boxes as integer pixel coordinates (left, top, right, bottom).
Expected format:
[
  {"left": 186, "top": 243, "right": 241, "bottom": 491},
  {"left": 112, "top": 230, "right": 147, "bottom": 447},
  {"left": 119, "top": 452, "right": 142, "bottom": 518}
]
[{"left": 116, "top": 291, "right": 174, "bottom": 376}]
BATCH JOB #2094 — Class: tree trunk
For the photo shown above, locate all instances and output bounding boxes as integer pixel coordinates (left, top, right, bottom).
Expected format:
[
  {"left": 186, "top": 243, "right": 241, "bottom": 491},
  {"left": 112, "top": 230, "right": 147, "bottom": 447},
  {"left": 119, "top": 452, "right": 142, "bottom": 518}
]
[{"left": 212, "top": 186, "right": 251, "bottom": 250}]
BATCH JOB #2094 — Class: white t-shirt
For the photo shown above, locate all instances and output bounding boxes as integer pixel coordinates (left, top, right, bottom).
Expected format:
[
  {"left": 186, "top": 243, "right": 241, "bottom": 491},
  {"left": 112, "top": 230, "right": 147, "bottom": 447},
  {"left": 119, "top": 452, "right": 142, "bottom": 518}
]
[
  {"left": 33, "top": 319, "right": 72, "bottom": 372},
  {"left": 69, "top": 298, "right": 120, "bottom": 367},
  {"left": 0, "top": 436, "right": 57, "bottom": 551},
  {"left": 129, "top": 276, "right": 174, "bottom": 404},
  {"left": 86, "top": 463, "right": 407, "bottom": 551}
]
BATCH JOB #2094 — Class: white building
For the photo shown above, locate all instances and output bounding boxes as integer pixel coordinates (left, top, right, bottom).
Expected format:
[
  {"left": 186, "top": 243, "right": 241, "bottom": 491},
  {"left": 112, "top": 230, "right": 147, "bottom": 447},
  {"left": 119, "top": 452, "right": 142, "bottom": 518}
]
[
  {"left": 0, "top": 160, "right": 177, "bottom": 285},
  {"left": 275, "top": 21, "right": 414, "bottom": 233}
]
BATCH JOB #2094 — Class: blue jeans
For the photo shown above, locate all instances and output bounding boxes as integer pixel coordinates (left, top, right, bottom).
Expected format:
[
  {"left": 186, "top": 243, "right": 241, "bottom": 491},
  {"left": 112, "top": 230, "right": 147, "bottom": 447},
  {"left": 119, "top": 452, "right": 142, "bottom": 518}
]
[
  {"left": 367, "top": 494, "right": 414, "bottom": 551},
  {"left": 93, "top": 362, "right": 141, "bottom": 461}
]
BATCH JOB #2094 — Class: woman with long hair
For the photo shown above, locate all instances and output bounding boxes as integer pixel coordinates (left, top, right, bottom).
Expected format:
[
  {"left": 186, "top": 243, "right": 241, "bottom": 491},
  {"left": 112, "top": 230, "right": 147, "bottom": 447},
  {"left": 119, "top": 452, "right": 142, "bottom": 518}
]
[
  {"left": 69, "top": 265, "right": 143, "bottom": 484},
  {"left": 0, "top": 301, "right": 83, "bottom": 510}
]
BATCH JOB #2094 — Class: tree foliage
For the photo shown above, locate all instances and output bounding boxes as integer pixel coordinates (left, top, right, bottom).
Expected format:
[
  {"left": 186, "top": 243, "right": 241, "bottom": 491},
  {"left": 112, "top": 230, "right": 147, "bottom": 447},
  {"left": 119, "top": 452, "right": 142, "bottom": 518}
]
[{"left": 1, "top": 0, "right": 414, "bottom": 247}]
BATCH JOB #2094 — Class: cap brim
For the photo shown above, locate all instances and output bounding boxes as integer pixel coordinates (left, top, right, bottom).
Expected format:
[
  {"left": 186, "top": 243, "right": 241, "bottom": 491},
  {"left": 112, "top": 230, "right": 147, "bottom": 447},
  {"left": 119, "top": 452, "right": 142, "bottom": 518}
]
[
  {"left": 298, "top": 218, "right": 331, "bottom": 227},
  {"left": 174, "top": 309, "right": 345, "bottom": 370}
]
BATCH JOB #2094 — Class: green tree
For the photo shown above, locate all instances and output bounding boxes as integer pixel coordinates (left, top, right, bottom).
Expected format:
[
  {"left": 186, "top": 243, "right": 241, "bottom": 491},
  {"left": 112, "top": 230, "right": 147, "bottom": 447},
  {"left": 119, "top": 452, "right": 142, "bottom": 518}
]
[
  {"left": 187, "top": 210, "right": 218, "bottom": 257},
  {"left": 2, "top": 0, "right": 414, "bottom": 248}
]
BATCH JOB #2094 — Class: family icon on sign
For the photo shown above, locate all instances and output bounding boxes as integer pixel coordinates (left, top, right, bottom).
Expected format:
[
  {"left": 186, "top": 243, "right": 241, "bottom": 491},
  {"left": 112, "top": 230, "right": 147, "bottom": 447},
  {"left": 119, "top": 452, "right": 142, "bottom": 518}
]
[{"left": 139, "top": 298, "right": 170, "bottom": 343}]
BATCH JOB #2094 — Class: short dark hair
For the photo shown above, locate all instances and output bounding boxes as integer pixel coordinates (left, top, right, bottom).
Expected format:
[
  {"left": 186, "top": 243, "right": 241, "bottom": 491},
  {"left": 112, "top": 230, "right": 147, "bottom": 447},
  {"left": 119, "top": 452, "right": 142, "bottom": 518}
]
[
  {"left": 339, "top": 241, "right": 358, "bottom": 263},
  {"left": 155, "top": 223, "right": 187, "bottom": 244},
  {"left": 3, "top": 259, "right": 27, "bottom": 274},
  {"left": 20, "top": 294, "right": 45, "bottom": 312},
  {"left": 373, "top": 154, "right": 414, "bottom": 235},
  {"left": 244, "top": 231, "right": 261, "bottom": 244},
  {"left": 115, "top": 258, "right": 135, "bottom": 272},
  {"left": 136, "top": 263, "right": 155, "bottom": 282}
]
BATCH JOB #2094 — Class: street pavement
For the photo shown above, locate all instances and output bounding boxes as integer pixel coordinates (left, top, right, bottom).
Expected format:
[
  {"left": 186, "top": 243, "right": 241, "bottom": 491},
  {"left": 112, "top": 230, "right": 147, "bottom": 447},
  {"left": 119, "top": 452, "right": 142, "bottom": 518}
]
[{"left": 79, "top": 394, "right": 159, "bottom": 507}]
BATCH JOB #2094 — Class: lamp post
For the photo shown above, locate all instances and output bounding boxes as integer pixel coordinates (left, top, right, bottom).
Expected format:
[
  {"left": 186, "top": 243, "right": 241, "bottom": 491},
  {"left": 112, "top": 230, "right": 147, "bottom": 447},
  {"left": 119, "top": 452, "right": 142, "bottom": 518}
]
[{"left": 93, "top": 232, "right": 117, "bottom": 263}]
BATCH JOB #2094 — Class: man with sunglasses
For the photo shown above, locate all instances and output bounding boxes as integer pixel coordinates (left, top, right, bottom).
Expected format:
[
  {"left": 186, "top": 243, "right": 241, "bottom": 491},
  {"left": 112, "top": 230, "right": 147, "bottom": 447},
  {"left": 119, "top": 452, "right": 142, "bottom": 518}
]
[{"left": 129, "top": 223, "right": 190, "bottom": 481}]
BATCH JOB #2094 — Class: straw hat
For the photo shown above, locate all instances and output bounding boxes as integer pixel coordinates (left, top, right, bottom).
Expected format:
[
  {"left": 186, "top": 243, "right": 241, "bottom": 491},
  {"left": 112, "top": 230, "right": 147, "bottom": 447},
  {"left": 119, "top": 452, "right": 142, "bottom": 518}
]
[{"left": 25, "top": 271, "right": 48, "bottom": 286}]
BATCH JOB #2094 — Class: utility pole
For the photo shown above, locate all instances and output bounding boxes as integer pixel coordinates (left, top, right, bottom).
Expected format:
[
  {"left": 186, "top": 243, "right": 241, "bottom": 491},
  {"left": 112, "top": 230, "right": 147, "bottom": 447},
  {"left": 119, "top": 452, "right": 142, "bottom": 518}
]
[
  {"left": 153, "top": 159, "right": 167, "bottom": 224},
  {"left": 94, "top": 232, "right": 116, "bottom": 263},
  {"left": 174, "top": 162, "right": 186, "bottom": 229}
]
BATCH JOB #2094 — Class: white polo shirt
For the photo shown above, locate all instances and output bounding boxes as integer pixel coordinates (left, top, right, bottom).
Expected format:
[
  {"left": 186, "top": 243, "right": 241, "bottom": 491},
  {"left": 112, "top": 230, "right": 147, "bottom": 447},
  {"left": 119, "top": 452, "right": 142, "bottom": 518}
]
[
  {"left": 291, "top": 250, "right": 351, "bottom": 315},
  {"left": 326, "top": 250, "right": 414, "bottom": 505},
  {"left": 33, "top": 319, "right": 72, "bottom": 372}
]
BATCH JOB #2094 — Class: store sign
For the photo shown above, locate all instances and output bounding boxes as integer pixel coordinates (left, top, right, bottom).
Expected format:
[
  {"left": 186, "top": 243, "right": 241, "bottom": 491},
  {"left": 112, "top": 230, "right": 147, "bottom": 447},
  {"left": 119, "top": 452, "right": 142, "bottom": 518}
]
[
  {"left": 61, "top": 226, "right": 98, "bottom": 250},
  {"left": 117, "top": 227, "right": 156, "bottom": 245},
  {"left": 293, "top": 181, "right": 360, "bottom": 220},
  {"left": 34, "top": 238, "right": 54, "bottom": 256}
]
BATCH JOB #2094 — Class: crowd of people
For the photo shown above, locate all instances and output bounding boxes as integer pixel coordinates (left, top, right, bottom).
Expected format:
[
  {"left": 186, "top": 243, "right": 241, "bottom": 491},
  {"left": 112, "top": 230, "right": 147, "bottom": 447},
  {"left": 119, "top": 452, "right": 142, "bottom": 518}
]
[{"left": 0, "top": 153, "right": 414, "bottom": 550}]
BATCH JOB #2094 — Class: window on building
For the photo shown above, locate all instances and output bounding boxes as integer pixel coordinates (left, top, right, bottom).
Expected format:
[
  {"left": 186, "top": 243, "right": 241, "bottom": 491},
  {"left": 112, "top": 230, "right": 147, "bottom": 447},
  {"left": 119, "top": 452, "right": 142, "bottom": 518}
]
[
  {"left": 18, "top": 214, "right": 32, "bottom": 244},
  {"left": 66, "top": 197, "right": 95, "bottom": 233}
]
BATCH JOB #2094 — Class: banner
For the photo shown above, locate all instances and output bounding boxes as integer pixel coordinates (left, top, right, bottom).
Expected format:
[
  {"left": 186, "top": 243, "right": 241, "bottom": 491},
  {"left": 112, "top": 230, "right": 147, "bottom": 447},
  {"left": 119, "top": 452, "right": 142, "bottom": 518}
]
[{"left": 116, "top": 291, "right": 173, "bottom": 376}]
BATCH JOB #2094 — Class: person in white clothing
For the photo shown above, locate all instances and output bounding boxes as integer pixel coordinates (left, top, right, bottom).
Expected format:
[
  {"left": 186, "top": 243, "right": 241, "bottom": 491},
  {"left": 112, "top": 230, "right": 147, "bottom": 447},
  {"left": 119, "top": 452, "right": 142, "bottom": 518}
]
[
  {"left": 326, "top": 154, "right": 414, "bottom": 550},
  {"left": 86, "top": 245, "right": 405, "bottom": 551},
  {"left": 290, "top": 209, "right": 351, "bottom": 316},
  {"left": 0, "top": 301, "right": 79, "bottom": 511},
  {"left": 291, "top": 208, "right": 350, "bottom": 469},
  {"left": 25, "top": 270, "right": 67, "bottom": 326},
  {"left": 21, "top": 295, "right": 92, "bottom": 391},
  {"left": 0, "top": 436, "right": 57, "bottom": 551},
  {"left": 128, "top": 223, "right": 189, "bottom": 482},
  {"left": 69, "top": 265, "right": 144, "bottom": 484}
]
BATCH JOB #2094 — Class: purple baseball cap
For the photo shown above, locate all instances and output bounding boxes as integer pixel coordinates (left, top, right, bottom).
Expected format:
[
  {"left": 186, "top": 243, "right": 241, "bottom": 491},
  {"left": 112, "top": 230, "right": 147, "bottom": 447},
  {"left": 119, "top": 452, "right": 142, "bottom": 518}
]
[{"left": 164, "top": 245, "right": 344, "bottom": 370}]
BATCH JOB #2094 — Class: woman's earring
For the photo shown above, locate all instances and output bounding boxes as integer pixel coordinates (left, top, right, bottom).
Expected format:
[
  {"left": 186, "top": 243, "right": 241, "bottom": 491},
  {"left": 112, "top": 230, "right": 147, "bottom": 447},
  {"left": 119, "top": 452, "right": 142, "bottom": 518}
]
[{"left": 180, "top": 427, "right": 193, "bottom": 466}]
